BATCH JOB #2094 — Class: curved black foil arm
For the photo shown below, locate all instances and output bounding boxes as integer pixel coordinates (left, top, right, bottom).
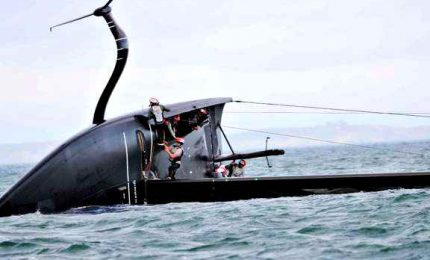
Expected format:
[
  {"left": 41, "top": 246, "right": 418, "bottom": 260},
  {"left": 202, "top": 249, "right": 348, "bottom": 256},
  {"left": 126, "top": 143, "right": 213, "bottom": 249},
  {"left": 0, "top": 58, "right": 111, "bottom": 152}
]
[{"left": 93, "top": 6, "right": 129, "bottom": 124}]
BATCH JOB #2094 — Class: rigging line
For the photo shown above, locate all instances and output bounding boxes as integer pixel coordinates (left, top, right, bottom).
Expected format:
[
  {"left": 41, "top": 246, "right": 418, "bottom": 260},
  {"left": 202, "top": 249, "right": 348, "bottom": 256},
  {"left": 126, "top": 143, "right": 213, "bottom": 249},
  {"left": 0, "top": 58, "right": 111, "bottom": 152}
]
[
  {"left": 234, "top": 100, "right": 430, "bottom": 119},
  {"left": 222, "top": 125, "right": 425, "bottom": 156},
  {"left": 225, "top": 111, "right": 430, "bottom": 115},
  {"left": 218, "top": 124, "right": 235, "bottom": 154}
]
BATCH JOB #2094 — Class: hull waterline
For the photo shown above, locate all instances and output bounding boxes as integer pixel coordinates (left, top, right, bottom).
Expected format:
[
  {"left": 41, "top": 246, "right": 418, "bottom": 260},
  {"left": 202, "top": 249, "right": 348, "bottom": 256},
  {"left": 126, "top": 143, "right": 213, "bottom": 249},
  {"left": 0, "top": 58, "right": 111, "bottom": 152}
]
[{"left": 143, "top": 172, "right": 430, "bottom": 204}]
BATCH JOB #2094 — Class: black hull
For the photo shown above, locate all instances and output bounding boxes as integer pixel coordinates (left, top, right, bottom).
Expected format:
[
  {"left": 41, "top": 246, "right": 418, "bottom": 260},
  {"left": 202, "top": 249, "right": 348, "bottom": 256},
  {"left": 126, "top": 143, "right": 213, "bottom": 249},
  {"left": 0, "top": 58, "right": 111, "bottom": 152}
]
[
  {"left": 143, "top": 172, "right": 430, "bottom": 204},
  {"left": 2, "top": 172, "right": 430, "bottom": 216}
]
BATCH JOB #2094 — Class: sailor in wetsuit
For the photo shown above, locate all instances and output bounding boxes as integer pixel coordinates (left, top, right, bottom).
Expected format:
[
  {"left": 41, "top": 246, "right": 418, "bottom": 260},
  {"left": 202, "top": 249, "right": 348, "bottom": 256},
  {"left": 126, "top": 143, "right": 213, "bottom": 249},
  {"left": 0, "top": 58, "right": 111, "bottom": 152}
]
[
  {"left": 227, "top": 159, "right": 246, "bottom": 177},
  {"left": 188, "top": 108, "right": 209, "bottom": 131},
  {"left": 213, "top": 164, "right": 228, "bottom": 178},
  {"left": 163, "top": 137, "right": 185, "bottom": 180},
  {"left": 166, "top": 114, "right": 180, "bottom": 139},
  {"left": 148, "top": 98, "right": 170, "bottom": 145}
]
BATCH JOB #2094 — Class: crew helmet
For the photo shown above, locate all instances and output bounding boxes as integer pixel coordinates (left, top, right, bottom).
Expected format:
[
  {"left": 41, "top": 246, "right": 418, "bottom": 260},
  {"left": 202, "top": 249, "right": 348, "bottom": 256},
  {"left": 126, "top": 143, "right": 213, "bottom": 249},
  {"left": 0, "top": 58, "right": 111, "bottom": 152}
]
[
  {"left": 175, "top": 137, "right": 185, "bottom": 144},
  {"left": 239, "top": 159, "right": 247, "bottom": 167},
  {"left": 149, "top": 97, "right": 159, "bottom": 105}
]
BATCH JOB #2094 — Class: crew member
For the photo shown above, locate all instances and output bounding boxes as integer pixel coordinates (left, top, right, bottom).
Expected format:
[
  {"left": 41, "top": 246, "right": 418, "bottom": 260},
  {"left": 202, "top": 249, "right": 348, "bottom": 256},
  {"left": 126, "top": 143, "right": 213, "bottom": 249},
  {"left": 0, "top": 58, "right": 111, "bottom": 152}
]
[
  {"left": 166, "top": 114, "right": 181, "bottom": 139},
  {"left": 188, "top": 108, "right": 209, "bottom": 131},
  {"left": 163, "top": 137, "right": 185, "bottom": 180},
  {"left": 213, "top": 164, "right": 228, "bottom": 178},
  {"left": 148, "top": 98, "right": 170, "bottom": 145},
  {"left": 196, "top": 108, "right": 209, "bottom": 126},
  {"left": 227, "top": 159, "right": 246, "bottom": 177}
]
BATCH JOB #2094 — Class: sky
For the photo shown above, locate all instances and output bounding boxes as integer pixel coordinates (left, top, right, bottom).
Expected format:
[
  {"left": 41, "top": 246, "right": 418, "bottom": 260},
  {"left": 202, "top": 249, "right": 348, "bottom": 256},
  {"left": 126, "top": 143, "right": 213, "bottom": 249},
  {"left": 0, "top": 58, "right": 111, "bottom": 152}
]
[{"left": 2, "top": 0, "right": 430, "bottom": 144}]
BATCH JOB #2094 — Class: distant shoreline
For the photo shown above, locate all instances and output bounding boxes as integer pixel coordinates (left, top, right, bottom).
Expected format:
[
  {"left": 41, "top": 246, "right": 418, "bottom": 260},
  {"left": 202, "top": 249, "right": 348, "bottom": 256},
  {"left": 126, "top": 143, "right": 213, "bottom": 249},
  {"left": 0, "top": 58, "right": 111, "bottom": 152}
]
[{"left": 2, "top": 122, "right": 430, "bottom": 164}]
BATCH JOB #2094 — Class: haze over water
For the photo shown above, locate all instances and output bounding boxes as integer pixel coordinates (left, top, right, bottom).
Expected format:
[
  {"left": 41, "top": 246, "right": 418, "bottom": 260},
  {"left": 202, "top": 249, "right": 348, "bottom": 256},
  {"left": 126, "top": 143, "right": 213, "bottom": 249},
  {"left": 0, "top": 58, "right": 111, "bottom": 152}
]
[{"left": 1, "top": 141, "right": 430, "bottom": 258}]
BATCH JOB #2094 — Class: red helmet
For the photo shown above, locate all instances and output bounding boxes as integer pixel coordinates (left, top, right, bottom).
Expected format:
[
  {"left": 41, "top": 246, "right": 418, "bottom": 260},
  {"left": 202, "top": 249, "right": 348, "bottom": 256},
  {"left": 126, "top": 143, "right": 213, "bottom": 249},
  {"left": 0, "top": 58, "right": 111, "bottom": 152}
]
[
  {"left": 239, "top": 159, "right": 247, "bottom": 167},
  {"left": 149, "top": 97, "right": 159, "bottom": 105},
  {"left": 175, "top": 137, "right": 185, "bottom": 144}
]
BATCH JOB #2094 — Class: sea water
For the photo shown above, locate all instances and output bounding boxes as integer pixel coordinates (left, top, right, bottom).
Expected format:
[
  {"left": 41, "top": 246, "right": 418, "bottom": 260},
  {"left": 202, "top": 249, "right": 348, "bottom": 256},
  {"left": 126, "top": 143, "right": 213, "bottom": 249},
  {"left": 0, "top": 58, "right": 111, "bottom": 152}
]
[{"left": 1, "top": 141, "right": 430, "bottom": 259}]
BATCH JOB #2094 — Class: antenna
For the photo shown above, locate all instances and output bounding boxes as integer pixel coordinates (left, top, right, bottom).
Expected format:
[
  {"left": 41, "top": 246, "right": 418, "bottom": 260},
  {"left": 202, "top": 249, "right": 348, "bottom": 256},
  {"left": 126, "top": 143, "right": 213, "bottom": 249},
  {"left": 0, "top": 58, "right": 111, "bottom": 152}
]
[
  {"left": 50, "top": 0, "right": 129, "bottom": 125},
  {"left": 50, "top": 0, "right": 113, "bottom": 31}
]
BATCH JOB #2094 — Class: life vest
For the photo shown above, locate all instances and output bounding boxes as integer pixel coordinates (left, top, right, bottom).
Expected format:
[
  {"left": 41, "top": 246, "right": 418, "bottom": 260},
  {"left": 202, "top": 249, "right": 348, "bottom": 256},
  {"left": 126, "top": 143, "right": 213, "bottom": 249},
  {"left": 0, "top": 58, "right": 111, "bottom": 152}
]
[{"left": 151, "top": 105, "right": 164, "bottom": 124}]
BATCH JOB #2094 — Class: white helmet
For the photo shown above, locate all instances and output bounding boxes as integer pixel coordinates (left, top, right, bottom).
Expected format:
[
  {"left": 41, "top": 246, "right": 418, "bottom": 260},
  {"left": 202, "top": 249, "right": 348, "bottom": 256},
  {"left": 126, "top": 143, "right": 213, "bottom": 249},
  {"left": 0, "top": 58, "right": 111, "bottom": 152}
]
[{"left": 149, "top": 97, "right": 159, "bottom": 105}]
